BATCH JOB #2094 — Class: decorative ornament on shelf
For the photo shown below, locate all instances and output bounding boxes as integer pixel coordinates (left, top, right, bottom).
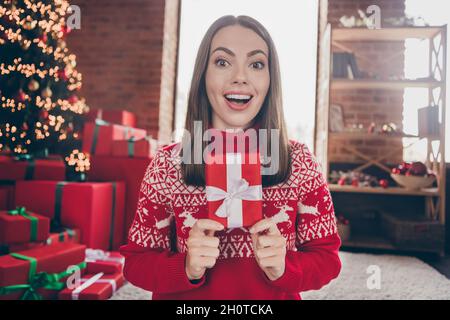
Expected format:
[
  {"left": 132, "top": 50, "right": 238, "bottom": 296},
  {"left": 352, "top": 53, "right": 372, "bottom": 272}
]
[
  {"left": 391, "top": 161, "right": 436, "bottom": 190},
  {"left": 65, "top": 149, "right": 90, "bottom": 182}
]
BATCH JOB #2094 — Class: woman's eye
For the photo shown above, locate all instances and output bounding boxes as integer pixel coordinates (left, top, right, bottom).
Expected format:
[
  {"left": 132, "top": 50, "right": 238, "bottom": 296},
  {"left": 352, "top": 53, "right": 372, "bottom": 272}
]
[
  {"left": 215, "top": 58, "right": 229, "bottom": 67},
  {"left": 251, "top": 61, "right": 265, "bottom": 70}
]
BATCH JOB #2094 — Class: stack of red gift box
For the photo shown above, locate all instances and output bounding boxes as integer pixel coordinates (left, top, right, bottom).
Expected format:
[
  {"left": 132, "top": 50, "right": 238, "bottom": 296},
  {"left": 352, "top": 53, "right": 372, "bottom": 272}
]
[{"left": 0, "top": 109, "right": 158, "bottom": 300}]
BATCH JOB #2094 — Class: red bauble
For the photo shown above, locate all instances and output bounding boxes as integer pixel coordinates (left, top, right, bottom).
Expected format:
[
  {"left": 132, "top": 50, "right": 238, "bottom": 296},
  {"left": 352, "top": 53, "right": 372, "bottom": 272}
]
[
  {"left": 409, "top": 162, "right": 428, "bottom": 176},
  {"left": 39, "top": 33, "right": 48, "bottom": 43},
  {"left": 379, "top": 179, "right": 389, "bottom": 188},
  {"left": 16, "top": 90, "right": 26, "bottom": 102},
  {"left": 391, "top": 167, "right": 401, "bottom": 175},
  {"left": 351, "top": 178, "right": 359, "bottom": 187},
  {"left": 62, "top": 25, "right": 72, "bottom": 36},
  {"left": 68, "top": 95, "right": 78, "bottom": 104},
  {"left": 338, "top": 178, "right": 346, "bottom": 186},
  {"left": 40, "top": 110, "right": 49, "bottom": 119},
  {"left": 58, "top": 69, "right": 69, "bottom": 81}
]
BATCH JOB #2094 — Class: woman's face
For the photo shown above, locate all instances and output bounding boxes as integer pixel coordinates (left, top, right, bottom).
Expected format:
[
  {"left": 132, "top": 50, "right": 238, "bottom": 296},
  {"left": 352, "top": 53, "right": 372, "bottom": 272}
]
[{"left": 206, "top": 25, "right": 270, "bottom": 130}]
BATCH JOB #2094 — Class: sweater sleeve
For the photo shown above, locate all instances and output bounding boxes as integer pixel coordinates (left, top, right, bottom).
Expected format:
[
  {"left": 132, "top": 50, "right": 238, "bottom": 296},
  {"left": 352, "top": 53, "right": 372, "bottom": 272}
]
[
  {"left": 119, "top": 147, "right": 206, "bottom": 294},
  {"left": 262, "top": 143, "right": 342, "bottom": 293}
]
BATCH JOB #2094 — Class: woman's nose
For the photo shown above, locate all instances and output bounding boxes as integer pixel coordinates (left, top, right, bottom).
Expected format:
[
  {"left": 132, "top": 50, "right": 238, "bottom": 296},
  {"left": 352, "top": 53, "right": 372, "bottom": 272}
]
[{"left": 231, "top": 65, "right": 248, "bottom": 84}]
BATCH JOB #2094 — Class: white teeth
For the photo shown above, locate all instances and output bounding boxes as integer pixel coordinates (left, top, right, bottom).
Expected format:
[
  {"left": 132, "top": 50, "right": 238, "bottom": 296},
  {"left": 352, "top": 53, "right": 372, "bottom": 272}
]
[{"left": 225, "top": 94, "right": 252, "bottom": 100}]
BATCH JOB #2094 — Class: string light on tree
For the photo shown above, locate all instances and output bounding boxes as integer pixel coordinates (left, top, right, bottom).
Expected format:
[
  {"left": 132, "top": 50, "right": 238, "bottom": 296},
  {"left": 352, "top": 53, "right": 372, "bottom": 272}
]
[{"left": 0, "top": 0, "right": 88, "bottom": 158}]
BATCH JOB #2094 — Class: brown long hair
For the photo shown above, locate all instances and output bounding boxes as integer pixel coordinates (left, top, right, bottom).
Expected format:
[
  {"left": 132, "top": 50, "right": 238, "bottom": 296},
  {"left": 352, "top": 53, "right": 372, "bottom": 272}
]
[{"left": 180, "top": 15, "right": 291, "bottom": 188}]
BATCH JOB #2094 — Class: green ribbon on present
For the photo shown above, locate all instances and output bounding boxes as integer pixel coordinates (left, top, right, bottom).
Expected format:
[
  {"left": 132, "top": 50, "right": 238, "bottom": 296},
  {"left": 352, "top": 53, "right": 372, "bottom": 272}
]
[
  {"left": 90, "top": 119, "right": 109, "bottom": 155},
  {"left": 13, "top": 149, "right": 49, "bottom": 180},
  {"left": 0, "top": 253, "right": 86, "bottom": 300},
  {"left": 127, "top": 137, "right": 136, "bottom": 158},
  {"left": 51, "top": 182, "right": 67, "bottom": 231},
  {"left": 109, "top": 182, "right": 117, "bottom": 251},
  {"left": 7, "top": 207, "right": 38, "bottom": 242}
]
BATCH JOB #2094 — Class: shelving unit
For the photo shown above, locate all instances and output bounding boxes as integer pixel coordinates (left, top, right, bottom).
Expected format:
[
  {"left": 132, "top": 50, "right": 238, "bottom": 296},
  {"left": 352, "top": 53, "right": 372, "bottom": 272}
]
[{"left": 315, "top": 25, "right": 447, "bottom": 255}]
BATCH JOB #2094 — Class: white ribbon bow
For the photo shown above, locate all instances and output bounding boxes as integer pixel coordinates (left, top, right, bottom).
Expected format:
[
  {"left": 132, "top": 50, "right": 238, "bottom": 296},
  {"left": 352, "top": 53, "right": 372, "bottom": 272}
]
[
  {"left": 71, "top": 272, "right": 118, "bottom": 300},
  {"left": 205, "top": 178, "right": 262, "bottom": 218}
]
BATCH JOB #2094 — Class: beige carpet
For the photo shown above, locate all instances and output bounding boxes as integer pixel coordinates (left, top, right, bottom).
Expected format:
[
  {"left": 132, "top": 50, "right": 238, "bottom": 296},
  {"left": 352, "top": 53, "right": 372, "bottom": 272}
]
[{"left": 110, "top": 252, "right": 450, "bottom": 300}]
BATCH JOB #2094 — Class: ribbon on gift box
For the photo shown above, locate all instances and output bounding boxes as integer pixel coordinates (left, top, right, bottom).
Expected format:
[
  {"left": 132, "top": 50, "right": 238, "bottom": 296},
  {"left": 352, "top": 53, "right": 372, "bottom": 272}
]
[
  {"left": 70, "top": 272, "right": 118, "bottom": 300},
  {"left": 126, "top": 135, "right": 155, "bottom": 158},
  {"left": 85, "top": 248, "right": 125, "bottom": 265},
  {"left": 46, "top": 228, "right": 77, "bottom": 245},
  {"left": 52, "top": 182, "right": 117, "bottom": 250},
  {"left": 91, "top": 119, "right": 141, "bottom": 155},
  {"left": 13, "top": 149, "right": 50, "bottom": 180},
  {"left": 0, "top": 253, "right": 86, "bottom": 300},
  {"left": 205, "top": 153, "right": 263, "bottom": 228},
  {"left": 7, "top": 207, "right": 38, "bottom": 242}
]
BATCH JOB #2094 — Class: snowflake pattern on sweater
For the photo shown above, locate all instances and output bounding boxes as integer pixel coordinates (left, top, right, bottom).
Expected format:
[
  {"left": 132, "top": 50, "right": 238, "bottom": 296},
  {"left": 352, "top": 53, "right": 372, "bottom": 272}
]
[{"left": 128, "top": 140, "right": 338, "bottom": 259}]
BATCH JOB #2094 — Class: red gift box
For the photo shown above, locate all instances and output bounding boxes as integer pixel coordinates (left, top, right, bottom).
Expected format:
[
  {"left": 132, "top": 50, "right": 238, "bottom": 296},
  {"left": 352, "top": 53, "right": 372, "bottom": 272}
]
[
  {"left": 0, "top": 185, "right": 14, "bottom": 210},
  {"left": 0, "top": 208, "right": 50, "bottom": 245},
  {"left": 89, "top": 156, "right": 150, "bottom": 240},
  {"left": 0, "top": 242, "right": 86, "bottom": 300},
  {"left": 0, "top": 155, "right": 65, "bottom": 181},
  {"left": 82, "top": 120, "right": 147, "bottom": 156},
  {"left": 45, "top": 227, "right": 80, "bottom": 246},
  {"left": 58, "top": 271, "right": 124, "bottom": 300},
  {"left": 14, "top": 181, "right": 125, "bottom": 250},
  {"left": 205, "top": 151, "right": 263, "bottom": 228},
  {"left": 86, "top": 109, "right": 137, "bottom": 127},
  {"left": 85, "top": 248, "right": 124, "bottom": 275},
  {"left": 112, "top": 137, "right": 158, "bottom": 158},
  {"left": 3, "top": 228, "right": 81, "bottom": 255}
]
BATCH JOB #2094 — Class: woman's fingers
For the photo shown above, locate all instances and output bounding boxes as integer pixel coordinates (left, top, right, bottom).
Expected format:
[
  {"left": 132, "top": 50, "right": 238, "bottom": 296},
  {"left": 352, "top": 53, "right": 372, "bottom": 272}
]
[
  {"left": 251, "top": 234, "right": 286, "bottom": 249},
  {"left": 187, "top": 235, "right": 220, "bottom": 248},
  {"left": 190, "top": 219, "right": 224, "bottom": 236}
]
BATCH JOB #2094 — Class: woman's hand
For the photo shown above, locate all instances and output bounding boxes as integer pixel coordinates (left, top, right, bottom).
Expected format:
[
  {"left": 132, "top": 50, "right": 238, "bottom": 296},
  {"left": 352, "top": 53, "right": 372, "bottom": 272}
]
[
  {"left": 250, "top": 218, "right": 287, "bottom": 281},
  {"left": 185, "top": 219, "right": 224, "bottom": 280}
]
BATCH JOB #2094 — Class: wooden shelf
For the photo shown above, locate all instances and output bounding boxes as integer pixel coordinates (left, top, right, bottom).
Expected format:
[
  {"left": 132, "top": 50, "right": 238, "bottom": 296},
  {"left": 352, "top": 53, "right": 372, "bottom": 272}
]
[
  {"left": 329, "top": 184, "right": 439, "bottom": 196},
  {"left": 331, "top": 79, "right": 443, "bottom": 90},
  {"left": 332, "top": 27, "right": 443, "bottom": 42},
  {"left": 341, "top": 235, "right": 395, "bottom": 250},
  {"left": 341, "top": 235, "right": 443, "bottom": 254}
]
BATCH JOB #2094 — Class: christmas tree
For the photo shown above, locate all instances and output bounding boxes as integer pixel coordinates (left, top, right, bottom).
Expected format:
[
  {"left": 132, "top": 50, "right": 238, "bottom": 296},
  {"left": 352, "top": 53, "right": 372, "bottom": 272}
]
[{"left": 0, "top": 0, "right": 88, "bottom": 158}]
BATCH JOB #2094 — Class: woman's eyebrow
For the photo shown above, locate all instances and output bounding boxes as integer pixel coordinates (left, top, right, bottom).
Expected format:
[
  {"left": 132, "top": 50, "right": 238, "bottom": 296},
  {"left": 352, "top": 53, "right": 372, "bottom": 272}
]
[{"left": 211, "top": 47, "right": 268, "bottom": 58}]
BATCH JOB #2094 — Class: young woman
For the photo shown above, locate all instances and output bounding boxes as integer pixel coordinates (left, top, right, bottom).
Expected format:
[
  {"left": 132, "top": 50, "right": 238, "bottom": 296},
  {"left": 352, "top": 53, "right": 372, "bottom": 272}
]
[{"left": 119, "top": 15, "right": 341, "bottom": 300}]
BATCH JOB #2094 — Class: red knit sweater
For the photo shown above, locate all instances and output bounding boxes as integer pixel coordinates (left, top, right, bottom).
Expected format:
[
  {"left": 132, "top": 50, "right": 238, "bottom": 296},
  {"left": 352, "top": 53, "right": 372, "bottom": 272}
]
[{"left": 119, "top": 134, "right": 342, "bottom": 300}]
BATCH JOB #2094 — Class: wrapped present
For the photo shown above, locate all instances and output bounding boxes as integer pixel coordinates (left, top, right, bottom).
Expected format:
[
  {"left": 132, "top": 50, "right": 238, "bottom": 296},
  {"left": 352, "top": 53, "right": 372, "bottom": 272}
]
[
  {"left": 1, "top": 228, "right": 81, "bottom": 255},
  {"left": 112, "top": 136, "right": 158, "bottom": 158},
  {"left": 89, "top": 156, "right": 150, "bottom": 240},
  {"left": 45, "top": 227, "right": 80, "bottom": 246},
  {"left": 86, "top": 109, "right": 137, "bottom": 127},
  {"left": 0, "top": 185, "right": 14, "bottom": 210},
  {"left": 205, "top": 151, "right": 263, "bottom": 228},
  {"left": 0, "top": 207, "right": 50, "bottom": 245},
  {"left": 0, "top": 155, "right": 65, "bottom": 181},
  {"left": 82, "top": 119, "right": 147, "bottom": 156},
  {"left": 15, "top": 181, "right": 125, "bottom": 250},
  {"left": 85, "top": 248, "right": 124, "bottom": 274},
  {"left": 0, "top": 243, "right": 86, "bottom": 300},
  {"left": 58, "top": 271, "right": 124, "bottom": 300}
]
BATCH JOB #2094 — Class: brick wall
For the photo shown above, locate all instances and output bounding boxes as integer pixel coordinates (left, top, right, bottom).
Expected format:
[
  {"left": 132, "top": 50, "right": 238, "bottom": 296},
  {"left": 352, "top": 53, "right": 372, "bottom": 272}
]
[
  {"left": 327, "top": 0, "right": 406, "bottom": 164},
  {"left": 67, "top": 0, "right": 180, "bottom": 142}
]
